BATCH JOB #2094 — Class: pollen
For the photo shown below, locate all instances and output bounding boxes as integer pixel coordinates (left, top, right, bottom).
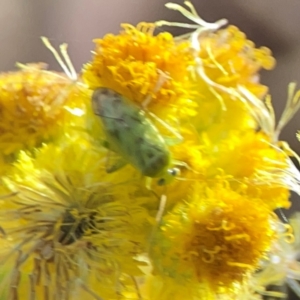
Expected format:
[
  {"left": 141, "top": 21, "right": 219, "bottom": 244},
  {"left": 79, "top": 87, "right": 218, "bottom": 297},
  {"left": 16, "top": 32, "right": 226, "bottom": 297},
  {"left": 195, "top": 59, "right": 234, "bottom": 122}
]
[
  {"left": 0, "top": 136, "right": 152, "bottom": 299},
  {"left": 150, "top": 183, "right": 277, "bottom": 294},
  {"left": 205, "top": 131, "right": 292, "bottom": 210},
  {"left": 0, "top": 64, "right": 82, "bottom": 157},
  {"left": 0, "top": 2, "right": 299, "bottom": 300},
  {"left": 192, "top": 26, "right": 276, "bottom": 140},
  {"left": 198, "top": 25, "right": 275, "bottom": 92},
  {"left": 82, "top": 23, "right": 195, "bottom": 117}
]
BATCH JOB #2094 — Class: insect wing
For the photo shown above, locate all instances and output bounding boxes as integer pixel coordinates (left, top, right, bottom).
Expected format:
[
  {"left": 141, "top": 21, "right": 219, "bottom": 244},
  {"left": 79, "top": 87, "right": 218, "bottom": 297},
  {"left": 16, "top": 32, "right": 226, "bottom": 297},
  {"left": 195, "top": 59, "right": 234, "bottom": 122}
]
[
  {"left": 124, "top": 111, "right": 170, "bottom": 177},
  {"left": 92, "top": 88, "right": 170, "bottom": 177}
]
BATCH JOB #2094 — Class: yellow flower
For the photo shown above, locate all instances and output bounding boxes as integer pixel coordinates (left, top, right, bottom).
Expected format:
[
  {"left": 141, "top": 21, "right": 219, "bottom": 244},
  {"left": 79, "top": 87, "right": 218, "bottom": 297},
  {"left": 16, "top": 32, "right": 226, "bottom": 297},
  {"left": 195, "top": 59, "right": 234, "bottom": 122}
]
[
  {"left": 149, "top": 182, "right": 277, "bottom": 297},
  {"left": 0, "top": 63, "right": 83, "bottom": 156},
  {"left": 205, "top": 131, "right": 294, "bottom": 210},
  {"left": 0, "top": 136, "right": 154, "bottom": 299},
  {"left": 0, "top": 3, "right": 299, "bottom": 300},
  {"left": 141, "top": 274, "right": 214, "bottom": 300},
  {"left": 239, "top": 82, "right": 300, "bottom": 143},
  {"left": 141, "top": 273, "right": 263, "bottom": 300},
  {"left": 0, "top": 38, "right": 91, "bottom": 178},
  {"left": 193, "top": 27, "right": 275, "bottom": 140},
  {"left": 157, "top": 3, "right": 276, "bottom": 141},
  {"left": 198, "top": 25, "right": 275, "bottom": 94},
  {"left": 152, "top": 130, "right": 292, "bottom": 211},
  {"left": 83, "top": 23, "right": 195, "bottom": 118}
]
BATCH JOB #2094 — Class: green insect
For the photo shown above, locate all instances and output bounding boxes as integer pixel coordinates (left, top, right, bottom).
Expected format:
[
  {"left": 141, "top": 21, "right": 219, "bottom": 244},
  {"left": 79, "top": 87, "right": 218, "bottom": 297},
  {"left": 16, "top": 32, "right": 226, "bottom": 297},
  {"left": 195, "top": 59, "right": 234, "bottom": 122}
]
[{"left": 92, "top": 87, "right": 180, "bottom": 185}]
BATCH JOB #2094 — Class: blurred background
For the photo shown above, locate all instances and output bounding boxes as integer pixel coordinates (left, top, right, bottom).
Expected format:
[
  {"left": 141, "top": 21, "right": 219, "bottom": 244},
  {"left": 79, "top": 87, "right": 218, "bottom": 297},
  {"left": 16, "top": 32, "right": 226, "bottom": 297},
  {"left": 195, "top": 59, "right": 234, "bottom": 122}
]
[
  {"left": 0, "top": 0, "right": 300, "bottom": 148},
  {"left": 0, "top": 0, "right": 299, "bottom": 298},
  {"left": 0, "top": 0, "right": 299, "bottom": 149}
]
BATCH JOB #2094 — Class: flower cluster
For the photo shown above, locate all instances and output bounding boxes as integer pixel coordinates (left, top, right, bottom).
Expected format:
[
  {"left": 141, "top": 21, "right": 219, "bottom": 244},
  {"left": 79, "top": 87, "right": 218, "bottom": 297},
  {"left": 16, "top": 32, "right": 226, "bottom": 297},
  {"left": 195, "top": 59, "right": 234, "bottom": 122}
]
[{"left": 0, "top": 2, "right": 300, "bottom": 300}]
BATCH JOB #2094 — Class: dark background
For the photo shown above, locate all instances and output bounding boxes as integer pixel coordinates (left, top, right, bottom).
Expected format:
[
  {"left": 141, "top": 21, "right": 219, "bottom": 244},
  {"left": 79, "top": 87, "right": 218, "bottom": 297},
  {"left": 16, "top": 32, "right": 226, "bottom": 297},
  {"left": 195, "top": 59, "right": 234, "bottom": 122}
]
[{"left": 0, "top": 1, "right": 299, "bottom": 298}]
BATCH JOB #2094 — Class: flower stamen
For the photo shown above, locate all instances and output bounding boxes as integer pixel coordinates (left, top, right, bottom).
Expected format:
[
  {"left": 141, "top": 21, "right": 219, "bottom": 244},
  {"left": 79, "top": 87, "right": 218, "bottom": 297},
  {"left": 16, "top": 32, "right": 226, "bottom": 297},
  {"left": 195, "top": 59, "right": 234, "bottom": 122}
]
[
  {"left": 156, "top": 2, "right": 227, "bottom": 32},
  {"left": 41, "top": 37, "right": 78, "bottom": 82}
]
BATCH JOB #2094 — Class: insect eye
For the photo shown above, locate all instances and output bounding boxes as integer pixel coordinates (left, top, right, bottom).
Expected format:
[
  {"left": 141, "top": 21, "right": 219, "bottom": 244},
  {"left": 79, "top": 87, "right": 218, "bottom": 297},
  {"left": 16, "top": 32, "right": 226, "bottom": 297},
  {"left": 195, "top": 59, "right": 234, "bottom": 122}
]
[
  {"left": 169, "top": 168, "right": 180, "bottom": 177},
  {"left": 157, "top": 168, "right": 180, "bottom": 186}
]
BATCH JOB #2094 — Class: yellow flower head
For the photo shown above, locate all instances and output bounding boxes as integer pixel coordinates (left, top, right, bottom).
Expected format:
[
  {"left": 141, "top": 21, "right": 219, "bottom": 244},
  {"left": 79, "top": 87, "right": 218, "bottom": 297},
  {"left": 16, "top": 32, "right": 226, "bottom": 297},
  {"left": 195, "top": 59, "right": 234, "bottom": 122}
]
[
  {"left": 152, "top": 130, "right": 292, "bottom": 211},
  {"left": 203, "top": 130, "right": 294, "bottom": 210},
  {"left": 141, "top": 273, "right": 263, "bottom": 300},
  {"left": 156, "top": 3, "right": 276, "bottom": 140},
  {"left": 0, "top": 37, "right": 93, "bottom": 179},
  {"left": 141, "top": 274, "right": 212, "bottom": 300},
  {"left": 83, "top": 23, "right": 195, "bottom": 116},
  {"left": 0, "top": 63, "right": 83, "bottom": 156},
  {"left": 198, "top": 25, "right": 275, "bottom": 94},
  {"left": 193, "top": 26, "right": 276, "bottom": 139},
  {"left": 0, "top": 3, "right": 299, "bottom": 300},
  {"left": 0, "top": 136, "right": 153, "bottom": 299},
  {"left": 150, "top": 182, "right": 277, "bottom": 295}
]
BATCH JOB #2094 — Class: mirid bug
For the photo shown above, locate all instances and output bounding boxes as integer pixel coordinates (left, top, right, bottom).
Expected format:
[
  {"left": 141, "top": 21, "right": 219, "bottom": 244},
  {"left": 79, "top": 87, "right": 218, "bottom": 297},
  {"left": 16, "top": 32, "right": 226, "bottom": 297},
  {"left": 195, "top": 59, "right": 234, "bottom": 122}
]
[{"left": 92, "top": 87, "right": 179, "bottom": 185}]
